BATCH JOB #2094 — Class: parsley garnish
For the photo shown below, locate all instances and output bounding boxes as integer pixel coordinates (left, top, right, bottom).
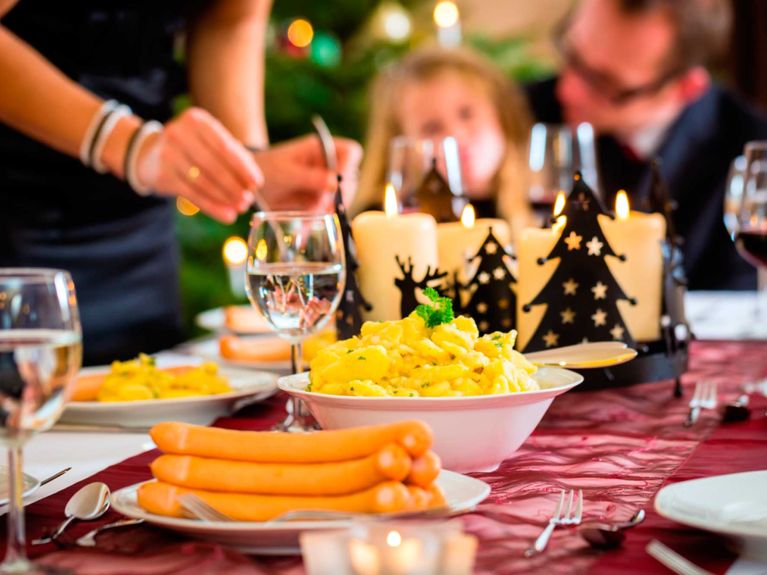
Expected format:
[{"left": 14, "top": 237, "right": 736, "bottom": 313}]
[{"left": 415, "top": 287, "right": 454, "bottom": 328}]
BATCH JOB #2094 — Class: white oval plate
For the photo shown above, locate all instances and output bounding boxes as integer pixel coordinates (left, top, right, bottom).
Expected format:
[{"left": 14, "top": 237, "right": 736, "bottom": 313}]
[
  {"left": 195, "top": 306, "right": 273, "bottom": 335},
  {"left": 111, "top": 470, "right": 490, "bottom": 555},
  {"left": 0, "top": 465, "right": 40, "bottom": 506},
  {"left": 181, "top": 338, "right": 291, "bottom": 373},
  {"left": 61, "top": 363, "right": 279, "bottom": 428},
  {"left": 655, "top": 470, "right": 767, "bottom": 560}
]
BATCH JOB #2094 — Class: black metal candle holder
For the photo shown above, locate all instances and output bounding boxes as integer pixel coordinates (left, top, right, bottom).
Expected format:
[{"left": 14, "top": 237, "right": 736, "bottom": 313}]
[{"left": 572, "top": 239, "right": 690, "bottom": 393}]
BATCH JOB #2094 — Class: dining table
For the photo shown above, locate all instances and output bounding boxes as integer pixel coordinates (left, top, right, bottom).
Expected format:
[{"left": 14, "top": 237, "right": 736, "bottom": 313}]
[{"left": 2, "top": 293, "right": 767, "bottom": 574}]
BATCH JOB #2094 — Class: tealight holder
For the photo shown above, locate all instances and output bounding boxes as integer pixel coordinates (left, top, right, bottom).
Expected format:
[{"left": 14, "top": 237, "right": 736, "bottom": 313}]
[{"left": 300, "top": 520, "right": 477, "bottom": 575}]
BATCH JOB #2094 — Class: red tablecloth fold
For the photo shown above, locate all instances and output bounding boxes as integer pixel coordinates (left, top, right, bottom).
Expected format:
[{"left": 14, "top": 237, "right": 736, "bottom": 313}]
[{"left": 9, "top": 341, "right": 767, "bottom": 574}]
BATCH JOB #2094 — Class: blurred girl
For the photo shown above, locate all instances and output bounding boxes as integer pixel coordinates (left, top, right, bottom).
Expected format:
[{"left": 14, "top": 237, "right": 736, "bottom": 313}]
[{"left": 355, "top": 46, "right": 534, "bottom": 235}]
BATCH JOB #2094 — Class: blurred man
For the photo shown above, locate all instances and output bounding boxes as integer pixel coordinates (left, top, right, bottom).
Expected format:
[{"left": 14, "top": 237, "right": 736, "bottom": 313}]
[{"left": 527, "top": 0, "right": 767, "bottom": 290}]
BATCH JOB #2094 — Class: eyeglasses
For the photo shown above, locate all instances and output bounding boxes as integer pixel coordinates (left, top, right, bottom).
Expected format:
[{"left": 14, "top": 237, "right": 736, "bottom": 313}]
[{"left": 555, "top": 37, "right": 686, "bottom": 106}]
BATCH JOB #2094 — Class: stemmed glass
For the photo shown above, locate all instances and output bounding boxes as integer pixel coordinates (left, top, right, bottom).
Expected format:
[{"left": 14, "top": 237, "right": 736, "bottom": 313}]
[
  {"left": 0, "top": 269, "right": 82, "bottom": 574},
  {"left": 527, "top": 122, "right": 598, "bottom": 221},
  {"left": 734, "top": 141, "right": 767, "bottom": 320},
  {"left": 246, "top": 212, "right": 345, "bottom": 432}
]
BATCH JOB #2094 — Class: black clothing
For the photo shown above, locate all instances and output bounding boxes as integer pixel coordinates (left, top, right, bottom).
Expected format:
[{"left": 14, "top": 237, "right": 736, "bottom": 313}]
[{"left": 0, "top": 2, "right": 194, "bottom": 364}]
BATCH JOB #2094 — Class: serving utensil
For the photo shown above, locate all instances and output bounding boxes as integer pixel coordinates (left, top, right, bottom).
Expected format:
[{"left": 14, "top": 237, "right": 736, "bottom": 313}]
[
  {"left": 579, "top": 508, "right": 645, "bottom": 549},
  {"left": 311, "top": 115, "right": 336, "bottom": 172},
  {"left": 76, "top": 518, "right": 145, "bottom": 547},
  {"left": 524, "top": 489, "right": 583, "bottom": 557},
  {"left": 525, "top": 342, "right": 638, "bottom": 369},
  {"left": 646, "top": 539, "right": 713, "bottom": 575}
]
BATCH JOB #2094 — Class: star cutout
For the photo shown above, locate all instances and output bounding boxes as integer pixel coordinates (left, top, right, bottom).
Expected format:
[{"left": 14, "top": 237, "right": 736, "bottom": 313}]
[
  {"left": 498, "top": 298, "right": 509, "bottom": 310},
  {"left": 542, "top": 330, "right": 559, "bottom": 348},
  {"left": 563, "top": 278, "right": 579, "bottom": 295},
  {"left": 476, "top": 302, "right": 488, "bottom": 314},
  {"left": 573, "top": 192, "right": 590, "bottom": 211},
  {"left": 492, "top": 266, "right": 506, "bottom": 280},
  {"left": 591, "top": 281, "right": 608, "bottom": 300},
  {"left": 610, "top": 324, "right": 625, "bottom": 340},
  {"left": 561, "top": 308, "right": 576, "bottom": 324},
  {"left": 478, "top": 272, "right": 490, "bottom": 284},
  {"left": 564, "top": 231, "right": 583, "bottom": 251},
  {"left": 586, "top": 236, "right": 604, "bottom": 256},
  {"left": 479, "top": 320, "right": 489, "bottom": 332},
  {"left": 484, "top": 242, "right": 498, "bottom": 255},
  {"left": 592, "top": 308, "right": 607, "bottom": 327},
  {"left": 501, "top": 317, "right": 512, "bottom": 328}
]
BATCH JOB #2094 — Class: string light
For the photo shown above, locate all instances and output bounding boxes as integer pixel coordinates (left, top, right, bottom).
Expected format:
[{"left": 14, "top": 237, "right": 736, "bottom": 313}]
[
  {"left": 176, "top": 197, "right": 200, "bottom": 216},
  {"left": 433, "top": 1, "right": 459, "bottom": 28},
  {"left": 287, "top": 18, "right": 314, "bottom": 48}
]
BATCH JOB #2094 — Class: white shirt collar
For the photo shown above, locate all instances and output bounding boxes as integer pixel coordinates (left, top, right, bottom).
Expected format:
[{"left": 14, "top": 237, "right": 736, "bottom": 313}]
[{"left": 622, "top": 116, "right": 676, "bottom": 159}]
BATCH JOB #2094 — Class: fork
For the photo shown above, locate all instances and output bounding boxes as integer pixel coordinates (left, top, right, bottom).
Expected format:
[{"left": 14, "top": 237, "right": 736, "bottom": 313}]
[
  {"left": 524, "top": 488, "right": 583, "bottom": 557},
  {"left": 178, "top": 494, "right": 232, "bottom": 522},
  {"left": 646, "top": 539, "right": 713, "bottom": 575},
  {"left": 685, "top": 381, "right": 718, "bottom": 427}
]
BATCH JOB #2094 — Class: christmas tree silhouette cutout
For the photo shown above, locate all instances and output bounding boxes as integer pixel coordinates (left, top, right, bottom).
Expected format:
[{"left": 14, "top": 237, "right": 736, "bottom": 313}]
[
  {"left": 414, "top": 158, "right": 466, "bottom": 223},
  {"left": 333, "top": 177, "right": 372, "bottom": 338},
  {"left": 522, "top": 173, "right": 636, "bottom": 351},
  {"left": 463, "top": 228, "right": 517, "bottom": 334}
]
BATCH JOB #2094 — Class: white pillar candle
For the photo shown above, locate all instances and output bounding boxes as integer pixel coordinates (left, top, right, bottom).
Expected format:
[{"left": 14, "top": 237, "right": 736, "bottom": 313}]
[
  {"left": 352, "top": 185, "right": 439, "bottom": 321},
  {"left": 599, "top": 191, "right": 666, "bottom": 342},
  {"left": 222, "top": 236, "right": 248, "bottom": 299},
  {"left": 515, "top": 225, "right": 562, "bottom": 350},
  {"left": 437, "top": 204, "right": 511, "bottom": 283}
]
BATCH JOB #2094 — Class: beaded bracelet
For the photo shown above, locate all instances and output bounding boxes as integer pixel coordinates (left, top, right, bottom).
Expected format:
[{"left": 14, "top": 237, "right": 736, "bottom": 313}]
[
  {"left": 78, "top": 100, "right": 118, "bottom": 167},
  {"left": 124, "top": 120, "right": 163, "bottom": 196},
  {"left": 90, "top": 104, "right": 132, "bottom": 174}
]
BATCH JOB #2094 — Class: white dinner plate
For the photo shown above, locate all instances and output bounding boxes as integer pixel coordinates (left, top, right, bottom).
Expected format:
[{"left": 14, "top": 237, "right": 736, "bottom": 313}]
[
  {"left": 111, "top": 470, "right": 491, "bottom": 555},
  {"left": 181, "top": 338, "right": 291, "bottom": 373},
  {"left": 61, "top": 362, "right": 279, "bottom": 428},
  {"left": 0, "top": 465, "right": 40, "bottom": 506},
  {"left": 655, "top": 470, "right": 767, "bottom": 560},
  {"left": 195, "top": 306, "right": 273, "bottom": 335}
]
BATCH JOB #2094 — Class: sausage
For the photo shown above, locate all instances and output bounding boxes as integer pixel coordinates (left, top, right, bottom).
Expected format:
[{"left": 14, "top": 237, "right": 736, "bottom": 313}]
[
  {"left": 219, "top": 335, "right": 290, "bottom": 362},
  {"left": 150, "top": 443, "right": 412, "bottom": 495},
  {"left": 151, "top": 420, "right": 433, "bottom": 462},
  {"left": 405, "top": 450, "right": 441, "bottom": 488},
  {"left": 137, "top": 480, "right": 413, "bottom": 521}
]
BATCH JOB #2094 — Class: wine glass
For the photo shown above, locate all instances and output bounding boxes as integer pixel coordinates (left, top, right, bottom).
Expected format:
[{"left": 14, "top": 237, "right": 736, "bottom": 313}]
[
  {"left": 735, "top": 141, "right": 767, "bottom": 320},
  {"left": 387, "top": 136, "right": 466, "bottom": 221},
  {"left": 246, "top": 212, "right": 345, "bottom": 432},
  {"left": 0, "top": 268, "right": 82, "bottom": 574},
  {"left": 723, "top": 154, "right": 746, "bottom": 240},
  {"left": 527, "top": 122, "right": 598, "bottom": 221}
]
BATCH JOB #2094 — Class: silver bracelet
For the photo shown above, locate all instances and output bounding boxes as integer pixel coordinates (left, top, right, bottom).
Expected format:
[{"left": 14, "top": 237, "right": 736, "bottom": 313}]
[
  {"left": 91, "top": 104, "right": 132, "bottom": 174},
  {"left": 125, "top": 120, "right": 163, "bottom": 197},
  {"left": 79, "top": 100, "right": 118, "bottom": 167}
]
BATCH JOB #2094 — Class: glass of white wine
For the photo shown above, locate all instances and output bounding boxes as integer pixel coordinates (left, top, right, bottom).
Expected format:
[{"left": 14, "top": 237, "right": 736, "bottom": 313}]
[
  {"left": 246, "top": 212, "right": 345, "bottom": 432},
  {"left": 0, "top": 269, "right": 82, "bottom": 574}
]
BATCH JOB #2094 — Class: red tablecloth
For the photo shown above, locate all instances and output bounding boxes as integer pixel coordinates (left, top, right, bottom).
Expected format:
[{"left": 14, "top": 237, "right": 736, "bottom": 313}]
[{"left": 10, "top": 340, "right": 767, "bottom": 574}]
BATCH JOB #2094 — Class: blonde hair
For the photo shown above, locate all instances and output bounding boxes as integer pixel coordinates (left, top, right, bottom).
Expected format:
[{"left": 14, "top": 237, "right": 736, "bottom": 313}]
[{"left": 354, "top": 46, "right": 535, "bottom": 235}]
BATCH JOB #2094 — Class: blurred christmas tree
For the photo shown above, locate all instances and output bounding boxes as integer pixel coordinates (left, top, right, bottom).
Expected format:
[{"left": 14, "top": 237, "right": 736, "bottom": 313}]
[{"left": 177, "top": 0, "right": 554, "bottom": 336}]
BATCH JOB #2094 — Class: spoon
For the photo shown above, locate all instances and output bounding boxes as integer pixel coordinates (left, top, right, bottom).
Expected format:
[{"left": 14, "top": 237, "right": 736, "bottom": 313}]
[
  {"left": 525, "top": 342, "right": 638, "bottom": 369},
  {"left": 579, "top": 508, "right": 646, "bottom": 549},
  {"left": 32, "top": 482, "right": 111, "bottom": 545}
]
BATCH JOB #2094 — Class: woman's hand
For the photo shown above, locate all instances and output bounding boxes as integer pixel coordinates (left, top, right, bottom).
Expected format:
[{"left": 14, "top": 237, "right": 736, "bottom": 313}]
[
  {"left": 135, "top": 108, "right": 263, "bottom": 223},
  {"left": 254, "top": 134, "right": 363, "bottom": 211}
]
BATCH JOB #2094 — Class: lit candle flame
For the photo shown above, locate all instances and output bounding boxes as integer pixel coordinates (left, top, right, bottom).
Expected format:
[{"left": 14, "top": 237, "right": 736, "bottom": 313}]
[
  {"left": 384, "top": 183, "right": 399, "bottom": 217},
  {"left": 615, "top": 190, "right": 630, "bottom": 221},
  {"left": 552, "top": 215, "right": 567, "bottom": 233},
  {"left": 433, "top": 1, "right": 459, "bottom": 28},
  {"left": 386, "top": 530, "right": 402, "bottom": 547},
  {"left": 553, "top": 192, "right": 566, "bottom": 217},
  {"left": 460, "top": 203, "right": 475, "bottom": 229},
  {"left": 223, "top": 236, "right": 248, "bottom": 265}
]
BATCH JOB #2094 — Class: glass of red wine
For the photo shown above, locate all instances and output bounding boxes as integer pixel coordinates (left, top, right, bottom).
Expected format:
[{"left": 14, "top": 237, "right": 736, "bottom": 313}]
[{"left": 734, "top": 141, "right": 767, "bottom": 318}]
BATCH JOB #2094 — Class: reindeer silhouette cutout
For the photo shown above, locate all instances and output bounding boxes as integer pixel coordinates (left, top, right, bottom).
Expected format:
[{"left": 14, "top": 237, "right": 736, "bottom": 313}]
[{"left": 395, "top": 255, "right": 447, "bottom": 318}]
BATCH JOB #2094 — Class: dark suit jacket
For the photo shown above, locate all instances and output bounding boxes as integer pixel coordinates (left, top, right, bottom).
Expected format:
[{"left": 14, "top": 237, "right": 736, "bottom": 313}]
[{"left": 525, "top": 78, "right": 767, "bottom": 290}]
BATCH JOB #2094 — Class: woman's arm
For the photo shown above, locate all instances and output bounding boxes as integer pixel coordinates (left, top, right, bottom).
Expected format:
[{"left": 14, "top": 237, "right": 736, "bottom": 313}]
[{"left": 186, "top": 0, "right": 270, "bottom": 149}]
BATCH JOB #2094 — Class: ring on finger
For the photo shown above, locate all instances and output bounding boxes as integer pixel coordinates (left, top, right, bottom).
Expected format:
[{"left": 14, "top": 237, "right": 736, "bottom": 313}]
[{"left": 187, "top": 165, "right": 201, "bottom": 183}]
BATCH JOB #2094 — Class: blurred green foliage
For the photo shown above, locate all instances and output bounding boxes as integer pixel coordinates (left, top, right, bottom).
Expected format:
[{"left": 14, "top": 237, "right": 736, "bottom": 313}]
[{"left": 176, "top": 3, "right": 553, "bottom": 337}]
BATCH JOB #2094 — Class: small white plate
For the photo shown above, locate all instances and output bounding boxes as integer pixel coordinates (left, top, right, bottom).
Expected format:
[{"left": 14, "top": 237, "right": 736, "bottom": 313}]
[
  {"left": 196, "top": 306, "right": 272, "bottom": 335},
  {"left": 61, "top": 361, "right": 279, "bottom": 428},
  {"left": 655, "top": 470, "right": 767, "bottom": 560},
  {"left": 181, "top": 338, "right": 291, "bottom": 373},
  {"left": 0, "top": 465, "right": 40, "bottom": 506},
  {"left": 111, "top": 470, "right": 490, "bottom": 555}
]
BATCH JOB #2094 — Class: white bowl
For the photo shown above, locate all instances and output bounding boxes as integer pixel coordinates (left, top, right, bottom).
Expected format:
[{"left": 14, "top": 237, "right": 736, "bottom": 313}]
[{"left": 278, "top": 367, "right": 583, "bottom": 473}]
